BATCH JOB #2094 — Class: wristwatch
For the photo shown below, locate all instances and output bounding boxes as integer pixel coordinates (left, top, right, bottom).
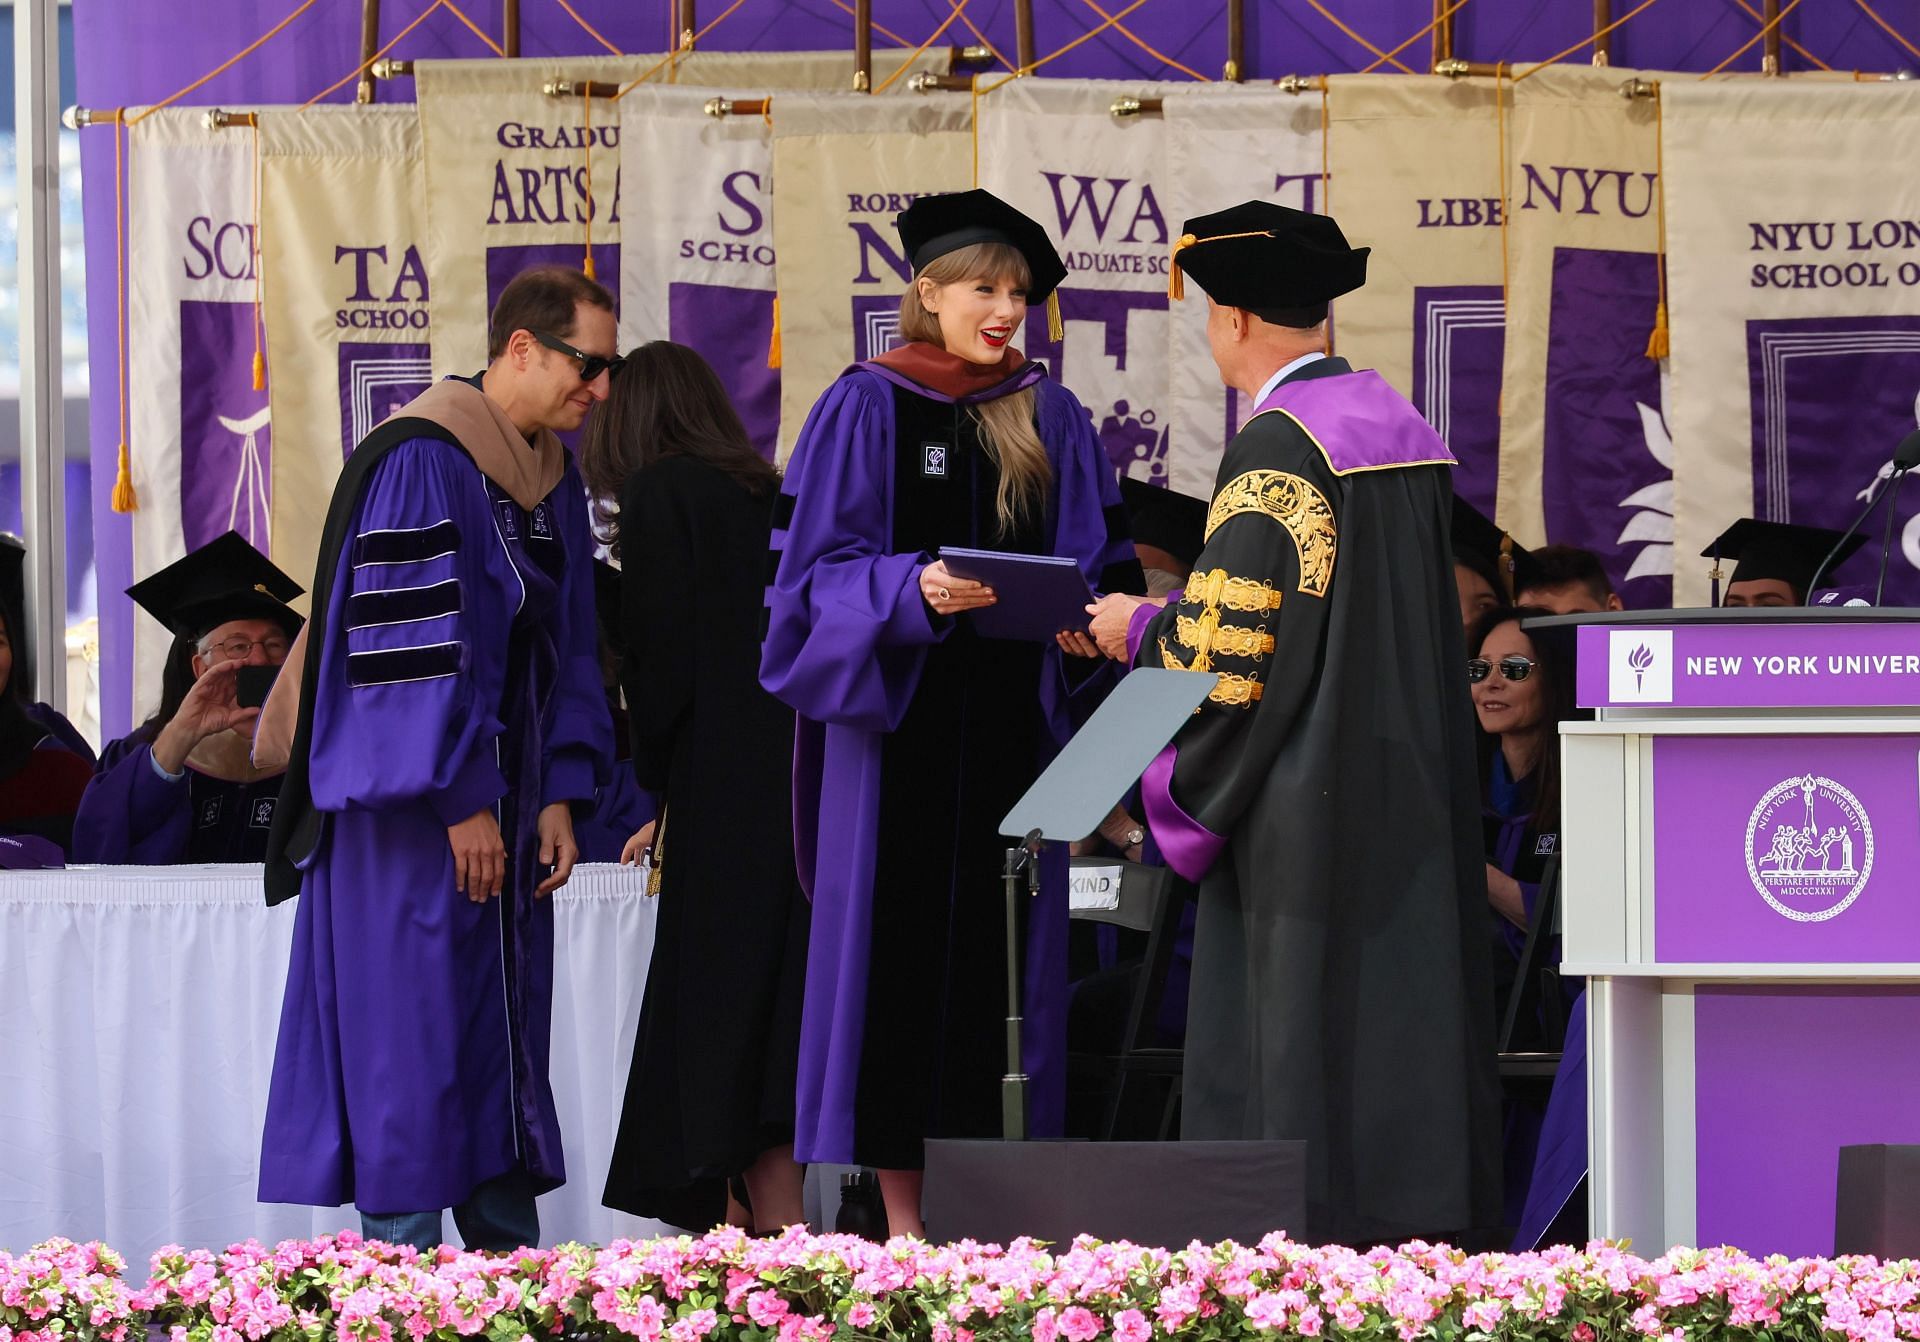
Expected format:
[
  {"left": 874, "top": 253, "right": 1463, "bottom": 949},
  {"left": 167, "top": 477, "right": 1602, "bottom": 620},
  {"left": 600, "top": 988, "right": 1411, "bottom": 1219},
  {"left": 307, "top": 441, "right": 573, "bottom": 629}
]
[{"left": 1121, "top": 827, "right": 1145, "bottom": 849}]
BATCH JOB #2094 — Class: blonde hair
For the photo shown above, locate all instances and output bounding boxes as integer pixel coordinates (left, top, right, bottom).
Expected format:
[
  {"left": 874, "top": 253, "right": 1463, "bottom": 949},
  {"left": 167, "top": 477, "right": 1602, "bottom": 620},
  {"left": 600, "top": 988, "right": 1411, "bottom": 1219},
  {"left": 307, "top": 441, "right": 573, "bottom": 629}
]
[{"left": 898, "top": 242, "right": 1051, "bottom": 535}]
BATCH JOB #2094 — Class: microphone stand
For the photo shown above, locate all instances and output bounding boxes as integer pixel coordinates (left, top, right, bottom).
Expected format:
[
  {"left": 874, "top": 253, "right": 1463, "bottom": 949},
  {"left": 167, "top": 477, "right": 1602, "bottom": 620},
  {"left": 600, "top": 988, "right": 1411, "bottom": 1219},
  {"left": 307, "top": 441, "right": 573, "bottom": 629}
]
[
  {"left": 1000, "top": 828, "right": 1043, "bottom": 1142},
  {"left": 1877, "top": 469, "right": 1911, "bottom": 606},
  {"left": 1808, "top": 476, "right": 1894, "bottom": 599}
]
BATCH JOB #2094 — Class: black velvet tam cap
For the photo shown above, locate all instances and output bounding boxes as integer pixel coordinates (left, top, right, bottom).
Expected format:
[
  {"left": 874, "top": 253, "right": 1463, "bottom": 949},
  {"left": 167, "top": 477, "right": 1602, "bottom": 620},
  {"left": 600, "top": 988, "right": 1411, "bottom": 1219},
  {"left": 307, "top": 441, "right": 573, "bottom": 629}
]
[
  {"left": 1120, "top": 477, "right": 1209, "bottom": 572},
  {"left": 1704, "top": 517, "right": 1866, "bottom": 600},
  {"left": 125, "top": 530, "right": 304, "bottom": 641},
  {"left": 895, "top": 189, "right": 1069, "bottom": 305},
  {"left": 1171, "top": 201, "right": 1369, "bottom": 325}
]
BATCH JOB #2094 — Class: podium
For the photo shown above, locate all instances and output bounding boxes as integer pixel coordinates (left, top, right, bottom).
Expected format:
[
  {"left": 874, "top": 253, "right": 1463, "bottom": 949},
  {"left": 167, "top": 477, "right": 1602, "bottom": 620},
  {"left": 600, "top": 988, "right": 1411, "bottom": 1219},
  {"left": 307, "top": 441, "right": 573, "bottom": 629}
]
[{"left": 1556, "top": 609, "right": 1920, "bottom": 1257}]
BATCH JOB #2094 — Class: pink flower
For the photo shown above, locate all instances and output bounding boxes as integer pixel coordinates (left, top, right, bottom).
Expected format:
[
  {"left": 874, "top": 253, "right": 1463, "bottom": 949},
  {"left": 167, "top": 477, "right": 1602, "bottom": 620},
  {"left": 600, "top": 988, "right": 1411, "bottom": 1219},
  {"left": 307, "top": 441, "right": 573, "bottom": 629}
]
[
  {"left": 1295, "top": 1304, "right": 1323, "bottom": 1336},
  {"left": 1110, "top": 1308, "right": 1149, "bottom": 1342},
  {"left": 845, "top": 1303, "right": 877, "bottom": 1329},
  {"left": 746, "top": 1291, "right": 790, "bottom": 1328},
  {"left": 1058, "top": 1307, "right": 1101, "bottom": 1342}
]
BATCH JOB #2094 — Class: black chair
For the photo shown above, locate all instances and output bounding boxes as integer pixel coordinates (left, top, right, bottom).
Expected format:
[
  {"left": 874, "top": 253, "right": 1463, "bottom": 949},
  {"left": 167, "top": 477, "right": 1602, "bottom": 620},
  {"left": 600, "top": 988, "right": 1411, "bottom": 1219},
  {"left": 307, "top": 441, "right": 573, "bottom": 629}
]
[
  {"left": 1065, "top": 856, "right": 1188, "bottom": 1140},
  {"left": 1497, "top": 854, "right": 1566, "bottom": 1078}
]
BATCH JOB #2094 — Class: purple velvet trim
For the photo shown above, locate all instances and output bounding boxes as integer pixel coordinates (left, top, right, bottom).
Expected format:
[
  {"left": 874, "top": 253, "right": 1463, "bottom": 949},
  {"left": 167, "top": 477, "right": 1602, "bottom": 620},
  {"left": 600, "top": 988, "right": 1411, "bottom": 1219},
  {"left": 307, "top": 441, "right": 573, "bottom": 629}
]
[
  {"left": 1140, "top": 743, "right": 1225, "bottom": 883},
  {"left": 855, "top": 358, "right": 1049, "bottom": 406},
  {"left": 1125, "top": 598, "right": 1165, "bottom": 665},
  {"left": 1252, "top": 369, "right": 1457, "bottom": 474}
]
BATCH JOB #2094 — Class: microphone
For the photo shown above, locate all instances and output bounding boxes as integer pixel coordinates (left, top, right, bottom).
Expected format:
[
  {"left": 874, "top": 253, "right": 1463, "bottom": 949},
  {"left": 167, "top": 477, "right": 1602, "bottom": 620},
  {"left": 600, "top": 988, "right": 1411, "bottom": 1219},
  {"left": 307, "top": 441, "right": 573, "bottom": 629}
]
[{"left": 1807, "top": 429, "right": 1920, "bottom": 599}]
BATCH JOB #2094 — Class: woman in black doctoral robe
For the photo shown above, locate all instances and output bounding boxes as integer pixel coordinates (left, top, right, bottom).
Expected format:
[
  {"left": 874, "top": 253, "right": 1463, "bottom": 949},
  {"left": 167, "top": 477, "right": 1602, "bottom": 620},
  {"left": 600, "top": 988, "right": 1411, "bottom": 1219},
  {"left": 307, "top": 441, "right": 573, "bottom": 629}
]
[{"left": 581, "top": 340, "right": 809, "bottom": 1234}]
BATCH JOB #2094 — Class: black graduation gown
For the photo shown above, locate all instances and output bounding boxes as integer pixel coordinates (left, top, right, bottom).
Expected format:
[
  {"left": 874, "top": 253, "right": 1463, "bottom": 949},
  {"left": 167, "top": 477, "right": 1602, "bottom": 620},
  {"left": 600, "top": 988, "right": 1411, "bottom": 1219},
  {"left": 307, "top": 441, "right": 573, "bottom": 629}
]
[
  {"left": 1135, "top": 357, "right": 1503, "bottom": 1245},
  {"left": 603, "top": 456, "right": 809, "bottom": 1229}
]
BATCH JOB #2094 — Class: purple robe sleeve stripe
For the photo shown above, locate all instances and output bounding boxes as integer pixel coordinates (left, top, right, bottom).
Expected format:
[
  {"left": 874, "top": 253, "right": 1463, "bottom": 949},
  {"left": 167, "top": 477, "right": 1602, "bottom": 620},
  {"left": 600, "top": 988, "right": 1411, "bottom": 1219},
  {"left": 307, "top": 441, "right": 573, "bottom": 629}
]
[
  {"left": 346, "top": 641, "right": 466, "bottom": 688},
  {"left": 345, "top": 578, "right": 463, "bottom": 631},
  {"left": 1125, "top": 598, "right": 1164, "bottom": 665},
  {"left": 1140, "top": 743, "right": 1226, "bottom": 882},
  {"left": 351, "top": 519, "right": 461, "bottom": 567}
]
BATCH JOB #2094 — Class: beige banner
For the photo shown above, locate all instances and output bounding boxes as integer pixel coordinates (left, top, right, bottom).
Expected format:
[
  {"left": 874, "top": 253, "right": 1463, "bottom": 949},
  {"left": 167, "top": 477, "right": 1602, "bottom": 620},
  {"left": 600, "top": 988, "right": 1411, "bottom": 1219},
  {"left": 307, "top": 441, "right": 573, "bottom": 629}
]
[
  {"left": 1162, "top": 84, "right": 1324, "bottom": 499},
  {"left": 1326, "top": 74, "right": 1504, "bottom": 505},
  {"left": 769, "top": 92, "right": 973, "bottom": 457},
  {"left": 669, "top": 47, "right": 949, "bottom": 90},
  {"left": 978, "top": 80, "right": 1175, "bottom": 490},
  {"left": 1662, "top": 80, "right": 1920, "bottom": 604},
  {"left": 416, "top": 56, "right": 647, "bottom": 378},
  {"left": 261, "top": 105, "right": 431, "bottom": 595},
  {"left": 1494, "top": 66, "right": 1665, "bottom": 590}
]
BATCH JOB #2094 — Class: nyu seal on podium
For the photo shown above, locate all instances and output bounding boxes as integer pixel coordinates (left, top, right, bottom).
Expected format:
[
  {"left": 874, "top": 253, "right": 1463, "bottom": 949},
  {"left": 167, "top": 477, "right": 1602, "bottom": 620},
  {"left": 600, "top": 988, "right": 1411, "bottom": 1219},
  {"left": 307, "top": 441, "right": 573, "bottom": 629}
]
[{"left": 1745, "top": 774, "right": 1874, "bottom": 923}]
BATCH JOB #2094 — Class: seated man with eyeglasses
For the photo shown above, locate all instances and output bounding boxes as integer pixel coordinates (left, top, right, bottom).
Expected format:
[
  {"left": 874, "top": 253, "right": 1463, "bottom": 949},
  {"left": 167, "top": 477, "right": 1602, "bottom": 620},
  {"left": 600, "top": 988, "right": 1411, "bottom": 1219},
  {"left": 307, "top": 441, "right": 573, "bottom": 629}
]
[{"left": 74, "top": 531, "right": 303, "bottom": 863}]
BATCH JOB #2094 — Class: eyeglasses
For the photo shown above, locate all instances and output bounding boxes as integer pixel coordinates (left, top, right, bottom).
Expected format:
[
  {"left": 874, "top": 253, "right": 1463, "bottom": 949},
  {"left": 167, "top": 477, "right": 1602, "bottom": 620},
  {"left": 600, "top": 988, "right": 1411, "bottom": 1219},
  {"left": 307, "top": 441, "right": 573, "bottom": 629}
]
[
  {"left": 206, "top": 635, "right": 290, "bottom": 663},
  {"left": 531, "top": 329, "right": 625, "bottom": 383},
  {"left": 1467, "top": 655, "right": 1536, "bottom": 684}
]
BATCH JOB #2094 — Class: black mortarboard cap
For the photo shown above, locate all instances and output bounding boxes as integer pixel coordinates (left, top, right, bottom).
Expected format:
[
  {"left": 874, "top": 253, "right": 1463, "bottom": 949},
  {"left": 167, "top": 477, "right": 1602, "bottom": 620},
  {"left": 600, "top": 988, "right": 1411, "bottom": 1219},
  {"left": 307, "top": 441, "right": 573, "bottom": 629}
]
[
  {"left": 1170, "top": 201, "right": 1369, "bottom": 323},
  {"left": 1451, "top": 496, "right": 1534, "bottom": 600},
  {"left": 895, "top": 189, "right": 1069, "bottom": 306},
  {"left": 125, "top": 530, "right": 304, "bottom": 642},
  {"left": 1119, "top": 477, "right": 1209, "bottom": 572},
  {"left": 1703, "top": 518, "right": 1867, "bottom": 602}
]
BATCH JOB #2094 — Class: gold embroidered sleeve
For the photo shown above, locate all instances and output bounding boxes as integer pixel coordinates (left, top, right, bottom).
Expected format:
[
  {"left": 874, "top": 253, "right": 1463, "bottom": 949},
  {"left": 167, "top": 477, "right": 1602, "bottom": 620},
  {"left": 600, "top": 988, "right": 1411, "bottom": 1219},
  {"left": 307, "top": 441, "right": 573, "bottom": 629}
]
[
  {"left": 1203, "top": 469, "right": 1337, "bottom": 596},
  {"left": 1159, "top": 566, "right": 1281, "bottom": 709}
]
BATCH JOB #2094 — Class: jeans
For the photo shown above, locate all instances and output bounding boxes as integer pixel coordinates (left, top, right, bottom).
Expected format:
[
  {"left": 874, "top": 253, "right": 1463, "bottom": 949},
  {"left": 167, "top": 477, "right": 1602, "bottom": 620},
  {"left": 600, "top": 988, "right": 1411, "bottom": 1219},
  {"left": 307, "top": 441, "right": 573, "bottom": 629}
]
[{"left": 359, "top": 1170, "right": 541, "bottom": 1252}]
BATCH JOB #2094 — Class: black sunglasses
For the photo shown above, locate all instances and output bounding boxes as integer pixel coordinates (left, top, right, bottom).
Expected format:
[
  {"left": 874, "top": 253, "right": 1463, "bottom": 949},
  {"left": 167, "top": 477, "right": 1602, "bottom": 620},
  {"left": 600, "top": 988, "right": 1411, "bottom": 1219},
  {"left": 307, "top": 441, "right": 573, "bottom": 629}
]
[
  {"left": 1467, "top": 655, "right": 1536, "bottom": 684},
  {"left": 531, "top": 329, "right": 625, "bottom": 382}
]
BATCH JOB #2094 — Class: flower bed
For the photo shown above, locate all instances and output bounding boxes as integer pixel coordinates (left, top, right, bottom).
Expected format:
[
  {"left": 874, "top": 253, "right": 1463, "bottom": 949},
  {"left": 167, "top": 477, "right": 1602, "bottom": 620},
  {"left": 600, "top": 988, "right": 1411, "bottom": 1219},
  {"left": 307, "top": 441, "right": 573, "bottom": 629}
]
[{"left": 8, "top": 1229, "right": 1920, "bottom": 1342}]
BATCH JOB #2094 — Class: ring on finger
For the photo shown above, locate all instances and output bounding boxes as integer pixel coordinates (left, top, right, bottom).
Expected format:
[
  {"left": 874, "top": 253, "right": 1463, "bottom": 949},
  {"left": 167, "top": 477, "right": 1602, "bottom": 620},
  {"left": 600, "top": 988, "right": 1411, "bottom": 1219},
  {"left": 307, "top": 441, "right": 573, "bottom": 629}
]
[{"left": 937, "top": 586, "right": 952, "bottom": 601}]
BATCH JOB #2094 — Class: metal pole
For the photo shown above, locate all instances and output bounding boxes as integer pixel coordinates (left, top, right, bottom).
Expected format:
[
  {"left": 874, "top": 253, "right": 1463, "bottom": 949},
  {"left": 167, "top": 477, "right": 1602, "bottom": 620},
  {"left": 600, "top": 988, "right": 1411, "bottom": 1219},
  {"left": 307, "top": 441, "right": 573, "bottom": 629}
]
[
  {"left": 1225, "top": 0, "right": 1244, "bottom": 81},
  {"left": 1593, "top": 0, "right": 1613, "bottom": 66},
  {"left": 356, "top": 0, "right": 382, "bottom": 103},
  {"left": 855, "top": 0, "right": 873, "bottom": 90},
  {"left": 504, "top": 0, "right": 521, "bottom": 56},
  {"left": 679, "top": 0, "right": 696, "bottom": 50},
  {"left": 1762, "top": 0, "right": 1782, "bottom": 74},
  {"left": 1015, "top": 0, "right": 1035, "bottom": 71},
  {"left": 15, "top": 0, "right": 67, "bottom": 712},
  {"left": 1431, "top": 0, "right": 1453, "bottom": 68}
]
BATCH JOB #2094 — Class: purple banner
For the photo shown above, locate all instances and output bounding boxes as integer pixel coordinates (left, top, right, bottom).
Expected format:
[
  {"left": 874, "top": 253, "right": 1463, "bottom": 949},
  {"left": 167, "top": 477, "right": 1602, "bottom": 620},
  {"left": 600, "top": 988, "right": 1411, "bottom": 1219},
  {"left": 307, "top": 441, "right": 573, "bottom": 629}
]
[
  {"left": 850, "top": 294, "right": 902, "bottom": 364},
  {"left": 1025, "top": 287, "right": 1171, "bottom": 484},
  {"left": 1578, "top": 622, "right": 1920, "bottom": 708},
  {"left": 1695, "top": 985, "right": 1920, "bottom": 1257},
  {"left": 1411, "top": 284, "right": 1502, "bottom": 518},
  {"left": 179, "top": 299, "right": 270, "bottom": 552},
  {"left": 484, "top": 242, "right": 622, "bottom": 337},
  {"left": 337, "top": 342, "right": 433, "bottom": 458},
  {"left": 1543, "top": 247, "right": 1672, "bottom": 606},
  {"left": 1653, "top": 734, "right": 1920, "bottom": 963},
  {"left": 668, "top": 282, "right": 779, "bottom": 461},
  {"left": 1745, "top": 315, "right": 1920, "bottom": 603}
]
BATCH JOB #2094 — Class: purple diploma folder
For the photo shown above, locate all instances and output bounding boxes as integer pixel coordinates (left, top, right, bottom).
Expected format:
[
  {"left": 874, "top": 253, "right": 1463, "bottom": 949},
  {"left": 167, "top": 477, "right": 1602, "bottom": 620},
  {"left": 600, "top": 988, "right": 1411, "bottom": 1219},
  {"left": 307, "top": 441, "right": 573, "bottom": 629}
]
[{"left": 939, "top": 546, "right": 1096, "bottom": 642}]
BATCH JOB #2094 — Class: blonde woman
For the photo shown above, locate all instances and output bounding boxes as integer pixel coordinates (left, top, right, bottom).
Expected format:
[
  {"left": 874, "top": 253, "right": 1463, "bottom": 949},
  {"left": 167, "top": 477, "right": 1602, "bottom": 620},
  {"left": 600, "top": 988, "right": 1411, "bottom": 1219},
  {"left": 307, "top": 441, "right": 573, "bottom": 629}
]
[{"left": 760, "top": 190, "right": 1143, "bottom": 1237}]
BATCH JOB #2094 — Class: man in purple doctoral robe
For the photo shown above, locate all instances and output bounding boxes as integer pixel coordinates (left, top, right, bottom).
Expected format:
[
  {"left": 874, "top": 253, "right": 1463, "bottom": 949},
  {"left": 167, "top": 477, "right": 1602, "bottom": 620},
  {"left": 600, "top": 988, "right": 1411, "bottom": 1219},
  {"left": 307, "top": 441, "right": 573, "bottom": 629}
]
[
  {"left": 258, "top": 267, "right": 617, "bottom": 1251},
  {"left": 1090, "top": 203, "right": 1502, "bottom": 1245},
  {"left": 74, "top": 531, "right": 303, "bottom": 864}
]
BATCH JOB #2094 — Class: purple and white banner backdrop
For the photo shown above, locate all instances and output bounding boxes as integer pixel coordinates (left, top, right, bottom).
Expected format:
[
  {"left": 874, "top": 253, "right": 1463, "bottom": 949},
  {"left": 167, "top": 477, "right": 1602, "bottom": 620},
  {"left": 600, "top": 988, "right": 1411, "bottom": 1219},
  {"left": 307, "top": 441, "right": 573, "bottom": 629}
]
[
  {"left": 668, "top": 48, "right": 950, "bottom": 91},
  {"left": 619, "top": 86, "right": 779, "bottom": 459},
  {"left": 261, "top": 106, "right": 432, "bottom": 593},
  {"left": 126, "top": 107, "right": 267, "bottom": 719},
  {"left": 1662, "top": 81, "right": 1920, "bottom": 606},
  {"left": 1499, "top": 66, "right": 1668, "bottom": 603},
  {"left": 978, "top": 81, "right": 1176, "bottom": 493},
  {"left": 1161, "top": 86, "right": 1322, "bottom": 500},
  {"left": 768, "top": 93, "right": 972, "bottom": 459},
  {"left": 416, "top": 57, "right": 646, "bottom": 380},
  {"left": 1325, "top": 76, "right": 1505, "bottom": 518}
]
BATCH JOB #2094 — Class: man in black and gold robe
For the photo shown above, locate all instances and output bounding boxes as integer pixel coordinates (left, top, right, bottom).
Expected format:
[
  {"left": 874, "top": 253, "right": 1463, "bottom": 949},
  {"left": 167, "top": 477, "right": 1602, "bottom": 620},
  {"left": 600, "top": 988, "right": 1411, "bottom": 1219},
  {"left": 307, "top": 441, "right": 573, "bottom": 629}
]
[{"left": 1089, "top": 202, "right": 1501, "bottom": 1245}]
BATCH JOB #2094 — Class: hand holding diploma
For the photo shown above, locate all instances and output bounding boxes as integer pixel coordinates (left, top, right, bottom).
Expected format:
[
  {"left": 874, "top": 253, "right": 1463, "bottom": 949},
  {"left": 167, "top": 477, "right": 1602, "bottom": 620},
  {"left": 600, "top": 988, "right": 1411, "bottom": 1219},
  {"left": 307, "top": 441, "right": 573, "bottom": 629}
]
[
  {"left": 920, "top": 559, "right": 996, "bottom": 617},
  {"left": 1086, "top": 592, "right": 1162, "bottom": 661}
]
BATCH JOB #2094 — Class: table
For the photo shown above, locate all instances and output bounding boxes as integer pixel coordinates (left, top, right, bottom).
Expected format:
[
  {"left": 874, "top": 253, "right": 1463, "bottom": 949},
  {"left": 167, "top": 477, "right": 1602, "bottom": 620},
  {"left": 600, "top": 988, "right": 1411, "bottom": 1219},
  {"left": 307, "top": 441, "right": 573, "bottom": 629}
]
[{"left": 0, "top": 863, "right": 673, "bottom": 1266}]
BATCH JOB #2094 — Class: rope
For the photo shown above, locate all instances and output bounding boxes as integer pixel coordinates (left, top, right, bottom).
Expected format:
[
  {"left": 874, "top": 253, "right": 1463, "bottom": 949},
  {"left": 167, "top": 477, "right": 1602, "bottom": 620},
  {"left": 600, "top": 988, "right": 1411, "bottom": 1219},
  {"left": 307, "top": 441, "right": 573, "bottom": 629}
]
[
  {"left": 303, "top": 0, "right": 450, "bottom": 107},
  {"left": 1730, "top": 0, "right": 1831, "bottom": 68},
  {"left": 1702, "top": 0, "right": 1807, "bottom": 76},
  {"left": 615, "top": 0, "right": 747, "bottom": 98},
  {"left": 971, "top": 73, "right": 981, "bottom": 185},
  {"left": 1494, "top": 65, "right": 1510, "bottom": 389},
  {"left": 1359, "top": 0, "right": 1472, "bottom": 76},
  {"left": 440, "top": 0, "right": 507, "bottom": 53},
  {"left": 874, "top": 0, "right": 971, "bottom": 93},
  {"left": 978, "top": 0, "right": 1157, "bottom": 92},
  {"left": 1320, "top": 76, "right": 1333, "bottom": 356},
  {"left": 250, "top": 118, "right": 265, "bottom": 393},
  {"left": 1298, "top": 0, "right": 1415, "bottom": 75},
  {"left": 1646, "top": 81, "right": 1668, "bottom": 359},
  {"left": 581, "top": 88, "right": 597, "bottom": 279},
  {"left": 125, "top": 0, "right": 319, "bottom": 124},
  {"left": 826, "top": 0, "right": 915, "bottom": 48},
  {"left": 552, "top": 0, "right": 624, "bottom": 54},
  {"left": 1073, "top": 0, "right": 1209, "bottom": 80},
  {"left": 110, "top": 114, "right": 134, "bottom": 513},
  {"left": 1849, "top": 0, "right": 1920, "bottom": 63},
  {"left": 1512, "top": 0, "right": 1664, "bottom": 82}
]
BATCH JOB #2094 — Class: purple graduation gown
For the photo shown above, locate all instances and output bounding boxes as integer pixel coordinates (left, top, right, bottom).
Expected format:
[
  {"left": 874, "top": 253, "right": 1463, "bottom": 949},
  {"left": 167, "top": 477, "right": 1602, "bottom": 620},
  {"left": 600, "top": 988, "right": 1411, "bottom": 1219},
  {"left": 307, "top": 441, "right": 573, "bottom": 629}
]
[
  {"left": 73, "top": 733, "right": 283, "bottom": 864},
  {"left": 258, "top": 436, "right": 610, "bottom": 1214},
  {"left": 760, "top": 360, "right": 1138, "bottom": 1167}
]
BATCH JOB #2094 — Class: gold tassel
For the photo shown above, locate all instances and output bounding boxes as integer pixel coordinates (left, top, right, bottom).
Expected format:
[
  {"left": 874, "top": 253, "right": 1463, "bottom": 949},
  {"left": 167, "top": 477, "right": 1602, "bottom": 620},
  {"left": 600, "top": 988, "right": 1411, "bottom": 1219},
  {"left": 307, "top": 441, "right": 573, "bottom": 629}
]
[
  {"left": 768, "top": 296, "right": 782, "bottom": 370},
  {"left": 1645, "top": 302, "right": 1670, "bottom": 360},
  {"left": 251, "top": 349, "right": 266, "bottom": 391},
  {"left": 583, "top": 251, "right": 597, "bottom": 281},
  {"left": 1045, "top": 291, "right": 1063, "bottom": 343},
  {"left": 111, "top": 441, "right": 136, "bottom": 513},
  {"left": 1168, "top": 232, "right": 1197, "bottom": 300}
]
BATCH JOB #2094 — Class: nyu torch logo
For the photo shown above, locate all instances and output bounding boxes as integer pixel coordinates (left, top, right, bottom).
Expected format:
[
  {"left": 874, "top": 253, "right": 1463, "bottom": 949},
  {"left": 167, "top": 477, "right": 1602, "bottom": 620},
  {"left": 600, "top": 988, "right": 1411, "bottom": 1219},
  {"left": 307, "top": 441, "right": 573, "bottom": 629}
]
[
  {"left": 1628, "top": 642, "right": 1655, "bottom": 691},
  {"left": 1608, "top": 629, "right": 1673, "bottom": 703}
]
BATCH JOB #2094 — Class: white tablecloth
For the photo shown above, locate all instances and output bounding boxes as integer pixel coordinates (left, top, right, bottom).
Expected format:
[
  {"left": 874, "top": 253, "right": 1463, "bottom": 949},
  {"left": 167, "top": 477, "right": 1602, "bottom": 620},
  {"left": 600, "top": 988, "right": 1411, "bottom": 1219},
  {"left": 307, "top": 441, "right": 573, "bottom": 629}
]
[{"left": 0, "top": 863, "right": 674, "bottom": 1264}]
